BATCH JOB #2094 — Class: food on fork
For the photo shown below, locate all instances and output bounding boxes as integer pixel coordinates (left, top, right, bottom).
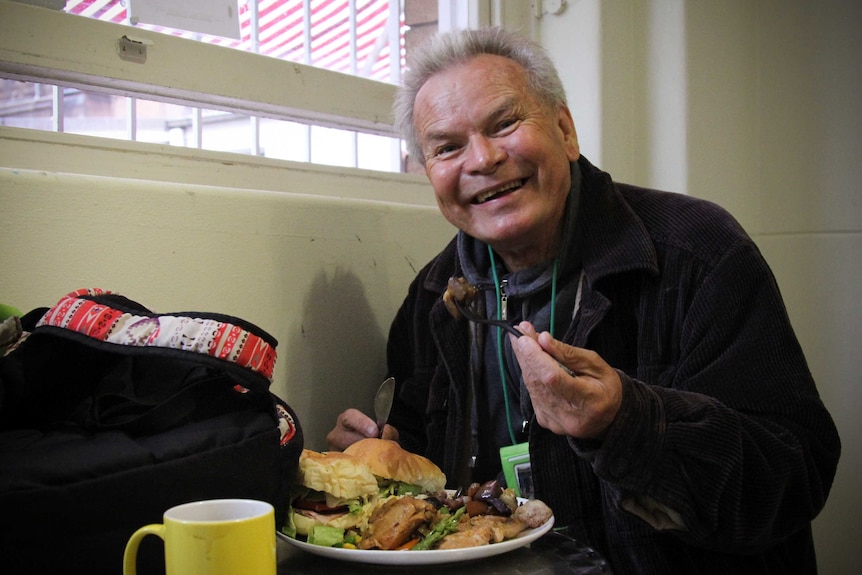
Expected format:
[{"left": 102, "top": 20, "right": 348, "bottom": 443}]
[{"left": 443, "top": 276, "right": 479, "bottom": 320}]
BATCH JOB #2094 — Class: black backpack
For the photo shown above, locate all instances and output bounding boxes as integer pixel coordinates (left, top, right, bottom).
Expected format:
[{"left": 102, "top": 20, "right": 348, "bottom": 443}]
[{"left": 0, "top": 289, "right": 303, "bottom": 575}]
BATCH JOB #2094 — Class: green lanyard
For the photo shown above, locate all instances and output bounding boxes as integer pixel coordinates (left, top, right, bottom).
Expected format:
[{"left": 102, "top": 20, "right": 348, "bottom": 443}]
[{"left": 488, "top": 246, "right": 559, "bottom": 445}]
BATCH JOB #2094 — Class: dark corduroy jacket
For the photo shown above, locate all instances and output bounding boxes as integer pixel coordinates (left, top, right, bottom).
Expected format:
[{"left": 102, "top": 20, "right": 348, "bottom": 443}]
[{"left": 385, "top": 156, "right": 840, "bottom": 574}]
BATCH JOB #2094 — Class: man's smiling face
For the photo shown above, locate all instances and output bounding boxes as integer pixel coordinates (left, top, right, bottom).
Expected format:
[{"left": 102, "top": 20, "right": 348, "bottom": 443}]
[{"left": 414, "top": 54, "right": 580, "bottom": 269}]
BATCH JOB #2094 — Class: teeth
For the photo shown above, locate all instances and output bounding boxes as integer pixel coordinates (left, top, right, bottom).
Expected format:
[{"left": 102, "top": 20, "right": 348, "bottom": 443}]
[{"left": 475, "top": 180, "right": 523, "bottom": 204}]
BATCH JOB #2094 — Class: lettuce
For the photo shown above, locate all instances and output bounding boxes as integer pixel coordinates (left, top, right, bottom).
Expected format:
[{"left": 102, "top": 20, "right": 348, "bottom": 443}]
[
  {"left": 281, "top": 505, "right": 297, "bottom": 539},
  {"left": 307, "top": 525, "right": 345, "bottom": 548},
  {"left": 379, "top": 480, "right": 424, "bottom": 497}
]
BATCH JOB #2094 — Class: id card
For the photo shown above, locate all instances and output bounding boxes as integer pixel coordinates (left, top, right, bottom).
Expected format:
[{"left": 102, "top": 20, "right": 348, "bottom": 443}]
[{"left": 499, "top": 442, "right": 533, "bottom": 499}]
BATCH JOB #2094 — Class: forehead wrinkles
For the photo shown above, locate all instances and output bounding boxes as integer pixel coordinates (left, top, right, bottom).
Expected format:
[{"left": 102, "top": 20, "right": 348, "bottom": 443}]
[{"left": 414, "top": 57, "right": 534, "bottom": 143}]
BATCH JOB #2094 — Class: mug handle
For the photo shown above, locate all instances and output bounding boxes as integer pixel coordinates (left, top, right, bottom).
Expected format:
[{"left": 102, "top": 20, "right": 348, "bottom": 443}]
[{"left": 123, "top": 524, "right": 165, "bottom": 575}]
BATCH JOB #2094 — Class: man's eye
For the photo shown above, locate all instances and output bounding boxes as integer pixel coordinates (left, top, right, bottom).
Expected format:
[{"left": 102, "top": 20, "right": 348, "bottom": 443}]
[
  {"left": 433, "top": 144, "right": 460, "bottom": 158},
  {"left": 495, "top": 119, "right": 519, "bottom": 134}
]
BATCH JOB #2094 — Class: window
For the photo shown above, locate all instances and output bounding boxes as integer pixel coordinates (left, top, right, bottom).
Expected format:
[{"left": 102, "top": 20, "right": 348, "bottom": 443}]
[
  {"left": 65, "top": 1, "right": 402, "bottom": 82},
  {"left": 0, "top": 1, "right": 441, "bottom": 172}
]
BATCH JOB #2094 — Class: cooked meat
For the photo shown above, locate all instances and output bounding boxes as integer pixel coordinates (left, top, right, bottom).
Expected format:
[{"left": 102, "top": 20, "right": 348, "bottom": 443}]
[
  {"left": 466, "top": 515, "right": 526, "bottom": 543},
  {"left": 359, "top": 496, "right": 436, "bottom": 550},
  {"left": 437, "top": 515, "right": 527, "bottom": 549},
  {"left": 513, "top": 498, "right": 553, "bottom": 528},
  {"left": 436, "top": 525, "right": 494, "bottom": 550},
  {"left": 442, "top": 277, "right": 479, "bottom": 320}
]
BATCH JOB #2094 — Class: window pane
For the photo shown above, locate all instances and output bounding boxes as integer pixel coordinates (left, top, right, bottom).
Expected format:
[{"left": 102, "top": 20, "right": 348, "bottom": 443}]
[
  {"left": 356, "top": 0, "right": 399, "bottom": 81},
  {"left": 201, "top": 111, "right": 254, "bottom": 154},
  {"left": 310, "top": 0, "right": 350, "bottom": 71},
  {"left": 310, "top": 125, "right": 356, "bottom": 168},
  {"left": 136, "top": 99, "right": 196, "bottom": 146},
  {"left": 63, "top": 88, "right": 128, "bottom": 140},
  {"left": 65, "top": 0, "right": 402, "bottom": 82},
  {"left": 66, "top": 0, "right": 126, "bottom": 22},
  {"left": 3, "top": 0, "right": 443, "bottom": 174},
  {"left": 0, "top": 79, "right": 53, "bottom": 131},
  {"left": 256, "top": 0, "right": 305, "bottom": 61},
  {"left": 259, "top": 118, "right": 310, "bottom": 162},
  {"left": 357, "top": 132, "right": 401, "bottom": 172}
]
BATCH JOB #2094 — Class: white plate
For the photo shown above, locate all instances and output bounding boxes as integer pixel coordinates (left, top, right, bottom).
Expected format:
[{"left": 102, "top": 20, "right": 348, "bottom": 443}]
[{"left": 277, "top": 508, "right": 554, "bottom": 566}]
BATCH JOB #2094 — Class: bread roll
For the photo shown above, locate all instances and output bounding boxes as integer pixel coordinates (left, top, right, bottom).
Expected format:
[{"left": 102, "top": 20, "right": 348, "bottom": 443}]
[
  {"left": 292, "top": 449, "right": 380, "bottom": 536},
  {"left": 344, "top": 438, "right": 446, "bottom": 493},
  {"left": 298, "top": 449, "right": 378, "bottom": 500}
]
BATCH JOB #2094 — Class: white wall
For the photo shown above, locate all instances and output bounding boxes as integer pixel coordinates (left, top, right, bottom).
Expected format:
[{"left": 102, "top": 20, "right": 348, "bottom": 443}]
[{"left": 541, "top": 1, "right": 861, "bottom": 572}]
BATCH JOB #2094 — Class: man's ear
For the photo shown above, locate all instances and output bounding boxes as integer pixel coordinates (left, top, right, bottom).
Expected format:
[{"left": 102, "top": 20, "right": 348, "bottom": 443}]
[{"left": 558, "top": 106, "right": 580, "bottom": 161}]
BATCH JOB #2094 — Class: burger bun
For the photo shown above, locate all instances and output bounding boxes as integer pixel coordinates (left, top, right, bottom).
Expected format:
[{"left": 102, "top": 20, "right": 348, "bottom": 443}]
[
  {"left": 344, "top": 438, "right": 446, "bottom": 493},
  {"left": 298, "top": 449, "right": 378, "bottom": 500},
  {"left": 292, "top": 449, "right": 379, "bottom": 536}
]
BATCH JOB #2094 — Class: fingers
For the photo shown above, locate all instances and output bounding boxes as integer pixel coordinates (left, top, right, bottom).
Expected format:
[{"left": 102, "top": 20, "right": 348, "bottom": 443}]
[
  {"left": 326, "top": 408, "right": 379, "bottom": 451},
  {"left": 537, "top": 331, "right": 612, "bottom": 379},
  {"left": 511, "top": 321, "right": 570, "bottom": 378},
  {"left": 381, "top": 424, "right": 400, "bottom": 442},
  {"left": 514, "top": 321, "right": 539, "bottom": 341},
  {"left": 511, "top": 322, "right": 622, "bottom": 439},
  {"left": 512, "top": 321, "right": 610, "bottom": 378}
]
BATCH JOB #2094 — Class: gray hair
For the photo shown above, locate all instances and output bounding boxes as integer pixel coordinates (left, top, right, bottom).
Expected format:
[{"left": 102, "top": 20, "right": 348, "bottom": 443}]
[{"left": 394, "top": 27, "right": 568, "bottom": 165}]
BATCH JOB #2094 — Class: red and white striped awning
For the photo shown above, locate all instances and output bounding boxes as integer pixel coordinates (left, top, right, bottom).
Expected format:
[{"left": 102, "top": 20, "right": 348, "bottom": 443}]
[{"left": 64, "top": 0, "right": 402, "bottom": 81}]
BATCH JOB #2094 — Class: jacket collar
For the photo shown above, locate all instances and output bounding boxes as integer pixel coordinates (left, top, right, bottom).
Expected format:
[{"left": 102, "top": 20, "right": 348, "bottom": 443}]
[{"left": 575, "top": 156, "right": 659, "bottom": 285}]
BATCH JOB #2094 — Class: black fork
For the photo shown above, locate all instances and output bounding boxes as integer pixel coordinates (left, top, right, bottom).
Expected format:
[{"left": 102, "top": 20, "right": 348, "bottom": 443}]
[
  {"left": 454, "top": 299, "right": 575, "bottom": 375},
  {"left": 453, "top": 299, "right": 523, "bottom": 338}
]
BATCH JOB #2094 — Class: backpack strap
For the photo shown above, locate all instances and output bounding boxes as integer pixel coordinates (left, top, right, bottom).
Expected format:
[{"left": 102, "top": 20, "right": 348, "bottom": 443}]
[{"left": 34, "top": 288, "right": 277, "bottom": 392}]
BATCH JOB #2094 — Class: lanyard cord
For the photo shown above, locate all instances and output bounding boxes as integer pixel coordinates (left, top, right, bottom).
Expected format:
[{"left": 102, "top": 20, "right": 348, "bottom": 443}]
[{"left": 488, "top": 245, "right": 559, "bottom": 445}]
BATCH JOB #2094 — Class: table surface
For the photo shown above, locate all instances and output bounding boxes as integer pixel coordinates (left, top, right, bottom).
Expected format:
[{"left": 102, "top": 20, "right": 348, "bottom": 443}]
[{"left": 276, "top": 528, "right": 612, "bottom": 574}]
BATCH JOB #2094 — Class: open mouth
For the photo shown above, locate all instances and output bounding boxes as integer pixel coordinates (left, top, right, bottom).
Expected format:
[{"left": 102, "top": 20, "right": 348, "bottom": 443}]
[{"left": 472, "top": 179, "right": 525, "bottom": 205}]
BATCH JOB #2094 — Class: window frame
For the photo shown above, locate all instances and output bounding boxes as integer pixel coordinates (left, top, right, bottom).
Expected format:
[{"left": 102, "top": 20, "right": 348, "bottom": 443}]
[{"left": 0, "top": 1, "right": 398, "bottom": 137}]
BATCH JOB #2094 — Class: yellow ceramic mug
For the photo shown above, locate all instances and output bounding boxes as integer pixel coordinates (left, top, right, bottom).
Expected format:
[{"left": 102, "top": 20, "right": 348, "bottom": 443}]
[{"left": 123, "top": 499, "right": 276, "bottom": 575}]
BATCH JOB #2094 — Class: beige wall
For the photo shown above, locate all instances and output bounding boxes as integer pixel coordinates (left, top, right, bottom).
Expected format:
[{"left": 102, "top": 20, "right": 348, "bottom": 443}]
[
  {"left": 0, "top": 129, "right": 454, "bottom": 453},
  {"left": 541, "top": 1, "right": 861, "bottom": 572}
]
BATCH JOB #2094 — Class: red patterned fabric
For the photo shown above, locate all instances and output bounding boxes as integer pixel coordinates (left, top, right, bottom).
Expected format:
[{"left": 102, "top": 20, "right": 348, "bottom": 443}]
[{"left": 37, "top": 289, "right": 277, "bottom": 381}]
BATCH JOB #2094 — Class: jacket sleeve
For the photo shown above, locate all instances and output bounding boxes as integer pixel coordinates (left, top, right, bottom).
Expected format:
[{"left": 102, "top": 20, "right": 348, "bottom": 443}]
[
  {"left": 578, "top": 237, "right": 841, "bottom": 553},
  {"left": 384, "top": 270, "right": 431, "bottom": 456}
]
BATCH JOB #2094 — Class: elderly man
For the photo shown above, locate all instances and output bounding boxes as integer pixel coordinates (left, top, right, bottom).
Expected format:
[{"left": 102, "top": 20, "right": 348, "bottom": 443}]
[{"left": 328, "top": 27, "right": 840, "bottom": 574}]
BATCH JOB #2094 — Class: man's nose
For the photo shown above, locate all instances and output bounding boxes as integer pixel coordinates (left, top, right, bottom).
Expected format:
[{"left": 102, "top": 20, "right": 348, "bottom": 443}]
[{"left": 465, "top": 135, "right": 506, "bottom": 173}]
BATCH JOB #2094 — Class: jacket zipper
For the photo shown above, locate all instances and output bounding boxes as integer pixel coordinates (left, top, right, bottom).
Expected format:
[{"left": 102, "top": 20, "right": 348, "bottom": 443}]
[{"left": 499, "top": 278, "right": 509, "bottom": 320}]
